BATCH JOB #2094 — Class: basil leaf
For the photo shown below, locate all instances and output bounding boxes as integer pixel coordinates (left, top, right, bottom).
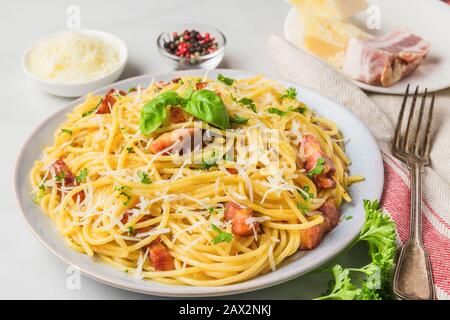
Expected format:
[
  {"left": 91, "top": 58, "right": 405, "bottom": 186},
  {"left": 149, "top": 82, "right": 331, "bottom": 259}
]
[
  {"left": 139, "top": 91, "right": 184, "bottom": 134},
  {"left": 184, "top": 89, "right": 230, "bottom": 130}
]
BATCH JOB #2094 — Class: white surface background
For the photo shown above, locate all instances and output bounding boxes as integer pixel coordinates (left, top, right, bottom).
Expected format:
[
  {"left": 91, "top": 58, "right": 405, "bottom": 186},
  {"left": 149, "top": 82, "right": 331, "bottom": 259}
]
[{"left": 0, "top": 0, "right": 369, "bottom": 299}]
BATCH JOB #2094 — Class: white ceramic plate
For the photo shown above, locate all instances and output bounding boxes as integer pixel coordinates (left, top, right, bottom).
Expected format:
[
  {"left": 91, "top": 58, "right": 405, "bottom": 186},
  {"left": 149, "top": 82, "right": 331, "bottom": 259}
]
[
  {"left": 284, "top": 0, "right": 450, "bottom": 94},
  {"left": 14, "top": 69, "right": 383, "bottom": 297}
]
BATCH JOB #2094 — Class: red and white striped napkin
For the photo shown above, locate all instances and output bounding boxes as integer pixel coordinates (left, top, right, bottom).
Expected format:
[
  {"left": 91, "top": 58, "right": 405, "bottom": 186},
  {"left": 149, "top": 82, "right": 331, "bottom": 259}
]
[{"left": 267, "top": 34, "right": 450, "bottom": 300}]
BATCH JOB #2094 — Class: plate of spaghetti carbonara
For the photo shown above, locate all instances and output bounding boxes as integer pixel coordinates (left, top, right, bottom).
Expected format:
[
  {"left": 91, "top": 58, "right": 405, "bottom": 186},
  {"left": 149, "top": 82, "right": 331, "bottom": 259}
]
[{"left": 15, "top": 69, "right": 383, "bottom": 296}]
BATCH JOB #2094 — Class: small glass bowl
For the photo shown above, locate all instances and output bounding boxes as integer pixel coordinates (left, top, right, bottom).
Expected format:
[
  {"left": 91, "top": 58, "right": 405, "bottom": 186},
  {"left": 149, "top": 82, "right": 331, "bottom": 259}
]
[{"left": 157, "top": 23, "right": 226, "bottom": 70}]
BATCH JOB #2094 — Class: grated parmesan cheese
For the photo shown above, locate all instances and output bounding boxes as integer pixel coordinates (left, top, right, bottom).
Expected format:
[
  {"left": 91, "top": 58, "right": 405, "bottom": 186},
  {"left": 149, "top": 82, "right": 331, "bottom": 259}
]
[{"left": 26, "top": 31, "right": 121, "bottom": 83}]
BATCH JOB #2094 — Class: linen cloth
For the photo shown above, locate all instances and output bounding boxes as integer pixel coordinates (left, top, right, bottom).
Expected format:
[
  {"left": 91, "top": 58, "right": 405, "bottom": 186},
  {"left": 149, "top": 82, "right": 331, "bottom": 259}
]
[{"left": 267, "top": 34, "right": 450, "bottom": 299}]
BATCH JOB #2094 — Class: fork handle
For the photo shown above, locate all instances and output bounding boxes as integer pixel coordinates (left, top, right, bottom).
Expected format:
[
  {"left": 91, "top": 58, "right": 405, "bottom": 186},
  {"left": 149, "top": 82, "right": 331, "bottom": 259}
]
[
  {"left": 409, "top": 161, "right": 423, "bottom": 243},
  {"left": 393, "top": 161, "right": 435, "bottom": 300}
]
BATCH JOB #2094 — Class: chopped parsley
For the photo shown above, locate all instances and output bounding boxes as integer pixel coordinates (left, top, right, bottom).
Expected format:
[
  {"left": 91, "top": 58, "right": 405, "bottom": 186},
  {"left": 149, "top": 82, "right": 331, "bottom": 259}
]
[
  {"left": 128, "top": 87, "right": 137, "bottom": 93},
  {"left": 54, "top": 171, "right": 65, "bottom": 182},
  {"left": 138, "top": 171, "right": 151, "bottom": 184},
  {"left": 128, "top": 226, "right": 135, "bottom": 234},
  {"left": 293, "top": 102, "right": 309, "bottom": 114},
  {"left": 217, "top": 73, "right": 235, "bottom": 86},
  {"left": 75, "top": 168, "right": 88, "bottom": 183},
  {"left": 307, "top": 157, "right": 326, "bottom": 177},
  {"left": 238, "top": 97, "right": 257, "bottom": 113},
  {"left": 200, "top": 159, "right": 217, "bottom": 170},
  {"left": 296, "top": 203, "right": 310, "bottom": 214},
  {"left": 207, "top": 207, "right": 216, "bottom": 215},
  {"left": 82, "top": 99, "right": 101, "bottom": 117},
  {"left": 298, "top": 185, "right": 314, "bottom": 200},
  {"left": 267, "top": 107, "right": 287, "bottom": 116},
  {"left": 33, "top": 184, "right": 46, "bottom": 203},
  {"left": 281, "top": 87, "right": 297, "bottom": 100},
  {"left": 60, "top": 128, "right": 73, "bottom": 135},
  {"left": 231, "top": 115, "right": 249, "bottom": 125},
  {"left": 200, "top": 152, "right": 218, "bottom": 170},
  {"left": 267, "top": 105, "right": 307, "bottom": 116},
  {"left": 211, "top": 224, "right": 233, "bottom": 244},
  {"left": 120, "top": 192, "right": 132, "bottom": 206},
  {"left": 126, "top": 147, "right": 135, "bottom": 153},
  {"left": 345, "top": 215, "right": 353, "bottom": 221}
]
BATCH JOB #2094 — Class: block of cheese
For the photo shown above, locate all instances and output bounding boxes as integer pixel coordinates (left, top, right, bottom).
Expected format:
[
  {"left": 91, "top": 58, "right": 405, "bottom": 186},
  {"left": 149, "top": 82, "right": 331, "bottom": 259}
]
[
  {"left": 289, "top": 0, "right": 368, "bottom": 19},
  {"left": 302, "top": 15, "right": 371, "bottom": 68}
]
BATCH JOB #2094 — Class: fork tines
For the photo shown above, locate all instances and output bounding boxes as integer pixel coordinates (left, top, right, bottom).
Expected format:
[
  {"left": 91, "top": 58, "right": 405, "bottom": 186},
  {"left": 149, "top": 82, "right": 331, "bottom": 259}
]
[{"left": 392, "top": 85, "right": 435, "bottom": 165}]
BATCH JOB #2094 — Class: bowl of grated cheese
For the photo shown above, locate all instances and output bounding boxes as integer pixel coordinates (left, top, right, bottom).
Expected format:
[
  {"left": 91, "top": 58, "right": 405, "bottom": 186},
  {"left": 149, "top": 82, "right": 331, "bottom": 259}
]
[{"left": 22, "top": 30, "right": 128, "bottom": 97}]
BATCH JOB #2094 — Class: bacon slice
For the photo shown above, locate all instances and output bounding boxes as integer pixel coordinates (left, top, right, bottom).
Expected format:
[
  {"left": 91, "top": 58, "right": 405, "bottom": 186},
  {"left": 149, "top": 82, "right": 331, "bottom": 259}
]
[
  {"left": 168, "top": 107, "right": 190, "bottom": 124},
  {"left": 149, "top": 128, "right": 199, "bottom": 154},
  {"left": 96, "top": 89, "right": 116, "bottom": 114},
  {"left": 196, "top": 82, "right": 207, "bottom": 90},
  {"left": 52, "top": 159, "right": 75, "bottom": 184},
  {"left": 318, "top": 198, "right": 341, "bottom": 233},
  {"left": 147, "top": 238, "right": 175, "bottom": 271},
  {"left": 224, "top": 202, "right": 258, "bottom": 237},
  {"left": 299, "top": 224, "right": 324, "bottom": 250},
  {"left": 302, "top": 135, "right": 336, "bottom": 189},
  {"left": 95, "top": 89, "right": 126, "bottom": 114},
  {"left": 120, "top": 212, "right": 152, "bottom": 233},
  {"left": 226, "top": 168, "right": 238, "bottom": 175},
  {"left": 299, "top": 198, "right": 340, "bottom": 250},
  {"left": 50, "top": 159, "right": 85, "bottom": 202},
  {"left": 342, "top": 27, "right": 431, "bottom": 87}
]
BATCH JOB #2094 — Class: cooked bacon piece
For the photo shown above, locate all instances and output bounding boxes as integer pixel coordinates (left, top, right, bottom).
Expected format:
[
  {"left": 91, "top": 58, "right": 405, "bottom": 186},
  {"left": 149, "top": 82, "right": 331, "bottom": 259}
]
[
  {"left": 342, "top": 27, "right": 431, "bottom": 87},
  {"left": 224, "top": 202, "right": 258, "bottom": 237},
  {"left": 318, "top": 198, "right": 340, "bottom": 233},
  {"left": 155, "top": 81, "right": 168, "bottom": 89},
  {"left": 168, "top": 107, "right": 190, "bottom": 124},
  {"left": 149, "top": 128, "right": 199, "bottom": 154},
  {"left": 70, "top": 188, "right": 86, "bottom": 203},
  {"left": 96, "top": 89, "right": 116, "bottom": 114},
  {"left": 171, "top": 78, "right": 181, "bottom": 83},
  {"left": 226, "top": 168, "right": 238, "bottom": 175},
  {"left": 51, "top": 159, "right": 85, "bottom": 202},
  {"left": 302, "top": 135, "right": 336, "bottom": 189},
  {"left": 147, "top": 238, "right": 175, "bottom": 271},
  {"left": 299, "top": 198, "right": 340, "bottom": 250},
  {"left": 299, "top": 224, "right": 324, "bottom": 250},
  {"left": 120, "top": 211, "right": 133, "bottom": 225},
  {"left": 51, "top": 159, "right": 75, "bottom": 184},
  {"left": 196, "top": 82, "right": 207, "bottom": 90},
  {"left": 120, "top": 212, "right": 152, "bottom": 232}
]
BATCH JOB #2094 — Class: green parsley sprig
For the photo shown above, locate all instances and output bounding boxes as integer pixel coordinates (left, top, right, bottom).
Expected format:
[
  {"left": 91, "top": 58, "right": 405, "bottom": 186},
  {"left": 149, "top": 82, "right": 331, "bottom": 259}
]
[
  {"left": 307, "top": 157, "right": 325, "bottom": 177},
  {"left": 211, "top": 224, "right": 233, "bottom": 244},
  {"left": 315, "top": 200, "right": 397, "bottom": 300}
]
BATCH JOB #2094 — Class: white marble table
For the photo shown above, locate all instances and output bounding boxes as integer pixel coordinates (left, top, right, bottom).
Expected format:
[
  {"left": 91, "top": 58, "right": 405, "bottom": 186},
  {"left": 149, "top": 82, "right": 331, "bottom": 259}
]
[{"left": 0, "top": 0, "right": 369, "bottom": 299}]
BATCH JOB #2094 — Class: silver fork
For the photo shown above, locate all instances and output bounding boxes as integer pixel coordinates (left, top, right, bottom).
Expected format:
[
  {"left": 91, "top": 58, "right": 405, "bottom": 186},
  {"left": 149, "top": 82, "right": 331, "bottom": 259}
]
[{"left": 392, "top": 85, "right": 435, "bottom": 300}]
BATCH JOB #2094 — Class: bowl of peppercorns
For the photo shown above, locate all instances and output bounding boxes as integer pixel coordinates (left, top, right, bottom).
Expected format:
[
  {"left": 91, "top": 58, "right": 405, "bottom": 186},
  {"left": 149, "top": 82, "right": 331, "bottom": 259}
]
[{"left": 157, "top": 24, "right": 226, "bottom": 70}]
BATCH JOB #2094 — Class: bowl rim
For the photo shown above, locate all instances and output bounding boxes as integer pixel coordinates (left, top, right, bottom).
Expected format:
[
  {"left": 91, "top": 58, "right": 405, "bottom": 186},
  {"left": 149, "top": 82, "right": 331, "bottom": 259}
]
[
  {"left": 156, "top": 23, "right": 226, "bottom": 62},
  {"left": 21, "top": 29, "right": 128, "bottom": 87}
]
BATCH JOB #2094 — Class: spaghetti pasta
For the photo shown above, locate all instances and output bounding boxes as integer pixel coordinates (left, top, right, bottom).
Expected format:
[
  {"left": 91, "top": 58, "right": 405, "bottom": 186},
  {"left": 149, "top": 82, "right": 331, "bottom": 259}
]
[{"left": 30, "top": 74, "right": 363, "bottom": 286}]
